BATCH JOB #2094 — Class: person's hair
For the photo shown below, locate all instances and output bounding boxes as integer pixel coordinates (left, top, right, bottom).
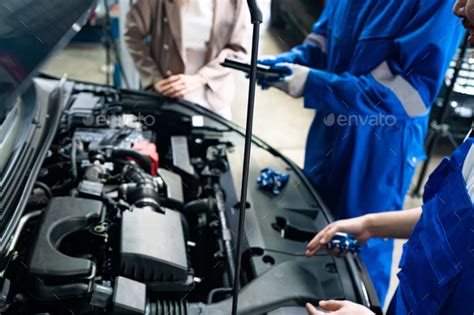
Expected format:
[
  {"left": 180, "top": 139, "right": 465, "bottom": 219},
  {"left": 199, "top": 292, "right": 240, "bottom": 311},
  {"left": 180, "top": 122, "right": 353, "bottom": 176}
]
[{"left": 179, "top": 0, "right": 191, "bottom": 6}]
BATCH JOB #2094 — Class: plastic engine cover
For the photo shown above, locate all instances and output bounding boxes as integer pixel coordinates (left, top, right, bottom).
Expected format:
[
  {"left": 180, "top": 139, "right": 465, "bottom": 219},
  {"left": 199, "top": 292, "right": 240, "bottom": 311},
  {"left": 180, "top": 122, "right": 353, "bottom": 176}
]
[
  {"left": 27, "top": 197, "right": 104, "bottom": 282},
  {"left": 120, "top": 209, "right": 188, "bottom": 284}
]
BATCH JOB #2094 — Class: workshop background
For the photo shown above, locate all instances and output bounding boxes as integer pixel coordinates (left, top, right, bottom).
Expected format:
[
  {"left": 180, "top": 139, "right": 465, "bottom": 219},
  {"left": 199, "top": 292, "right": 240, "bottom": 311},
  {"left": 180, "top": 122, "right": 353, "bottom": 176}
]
[{"left": 41, "top": 0, "right": 463, "bottom": 308}]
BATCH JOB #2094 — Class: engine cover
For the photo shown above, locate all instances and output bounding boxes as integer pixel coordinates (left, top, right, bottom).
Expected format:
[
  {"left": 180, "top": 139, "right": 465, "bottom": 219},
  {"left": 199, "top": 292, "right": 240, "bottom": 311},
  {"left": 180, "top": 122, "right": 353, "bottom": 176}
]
[
  {"left": 27, "top": 197, "right": 104, "bottom": 282},
  {"left": 120, "top": 209, "right": 189, "bottom": 286}
]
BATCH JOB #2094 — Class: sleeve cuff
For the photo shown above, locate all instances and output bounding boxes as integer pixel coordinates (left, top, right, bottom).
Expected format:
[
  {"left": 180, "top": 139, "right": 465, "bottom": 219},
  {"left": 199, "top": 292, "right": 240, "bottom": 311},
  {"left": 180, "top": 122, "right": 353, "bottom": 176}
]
[
  {"left": 198, "top": 66, "right": 230, "bottom": 93},
  {"left": 303, "top": 69, "right": 330, "bottom": 110}
]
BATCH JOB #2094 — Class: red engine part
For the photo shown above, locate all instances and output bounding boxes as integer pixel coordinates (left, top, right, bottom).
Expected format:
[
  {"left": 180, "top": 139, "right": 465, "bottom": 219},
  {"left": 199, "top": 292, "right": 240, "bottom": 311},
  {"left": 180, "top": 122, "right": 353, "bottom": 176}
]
[{"left": 132, "top": 140, "right": 159, "bottom": 176}]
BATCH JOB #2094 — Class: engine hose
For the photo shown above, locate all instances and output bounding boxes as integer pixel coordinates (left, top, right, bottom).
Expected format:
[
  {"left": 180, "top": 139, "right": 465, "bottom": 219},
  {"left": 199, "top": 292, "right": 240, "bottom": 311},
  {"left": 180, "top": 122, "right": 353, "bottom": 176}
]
[
  {"left": 112, "top": 149, "right": 152, "bottom": 174},
  {"left": 33, "top": 181, "right": 52, "bottom": 199},
  {"left": 71, "top": 138, "right": 78, "bottom": 179},
  {"left": 122, "top": 163, "right": 153, "bottom": 185},
  {"left": 213, "top": 184, "right": 235, "bottom": 286},
  {"left": 207, "top": 287, "right": 232, "bottom": 304},
  {"left": 183, "top": 198, "right": 214, "bottom": 214},
  {"left": 121, "top": 164, "right": 160, "bottom": 211},
  {"left": 31, "top": 281, "right": 93, "bottom": 302}
]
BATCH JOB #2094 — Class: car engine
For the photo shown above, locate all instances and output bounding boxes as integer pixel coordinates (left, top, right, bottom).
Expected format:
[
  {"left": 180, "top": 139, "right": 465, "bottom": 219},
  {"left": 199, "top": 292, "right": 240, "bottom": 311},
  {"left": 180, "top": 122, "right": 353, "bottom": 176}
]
[{"left": 0, "top": 81, "right": 377, "bottom": 314}]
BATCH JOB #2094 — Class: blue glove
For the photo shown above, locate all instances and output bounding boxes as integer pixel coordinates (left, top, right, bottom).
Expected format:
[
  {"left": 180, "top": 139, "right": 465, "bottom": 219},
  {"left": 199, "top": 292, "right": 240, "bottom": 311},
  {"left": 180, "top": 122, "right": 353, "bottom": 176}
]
[
  {"left": 258, "top": 52, "right": 296, "bottom": 67},
  {"left": 257, "top": 53, "right": 296, "bottom": 89},
  {"left": 256, "top": 63, "right": 292, "bottom": 90}
]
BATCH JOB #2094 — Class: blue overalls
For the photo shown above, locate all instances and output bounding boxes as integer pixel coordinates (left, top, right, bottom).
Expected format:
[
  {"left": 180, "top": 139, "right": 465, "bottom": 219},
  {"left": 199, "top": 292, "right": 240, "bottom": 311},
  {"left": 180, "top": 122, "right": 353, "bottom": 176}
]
[
  {"left": 387, "top": 139, "right": 474, "bottom": 314},
  {"left": 262, "top": 0, "right": 463, "bottom": 303}
]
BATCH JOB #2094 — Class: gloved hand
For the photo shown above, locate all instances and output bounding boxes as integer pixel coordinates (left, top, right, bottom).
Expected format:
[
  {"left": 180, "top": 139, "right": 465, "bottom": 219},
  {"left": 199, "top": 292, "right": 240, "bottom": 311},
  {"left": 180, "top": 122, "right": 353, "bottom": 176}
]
[
  {"left": 258, "top": 52, "right": 295, "bottom": 67},
  {"left": 257, "top": 54, "right": 296, "bottom": 89},
  {"left": 270, "top": 63, "right": 310, "bottom": 98},
  {"left": 256, "top": 63, "right": 292, "bottom": 90}
]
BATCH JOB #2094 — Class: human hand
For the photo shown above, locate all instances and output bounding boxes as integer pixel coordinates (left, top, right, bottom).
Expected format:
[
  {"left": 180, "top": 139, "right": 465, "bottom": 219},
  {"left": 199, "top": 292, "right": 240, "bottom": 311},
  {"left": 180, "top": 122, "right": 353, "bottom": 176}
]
[
  {"left": 257, "top": 55, "right": 301, "bottom": 91},
  {"left": 270, "top": 62, "right": 310, "bottom": 98},
  {"left": 255, "top": 62, "right": 292, "bottom": 90},
  {"left": 257, "top": 52, "right": 295, "bottom": 67},
  {"left": 155, "top": 74, "right": 206, "bottom": 98},
  {"left": 305, "top": 215, "right": 372, "bottom": 257},
  {"left": 306, "top": 301, "right": 374, "bottom": 315}
]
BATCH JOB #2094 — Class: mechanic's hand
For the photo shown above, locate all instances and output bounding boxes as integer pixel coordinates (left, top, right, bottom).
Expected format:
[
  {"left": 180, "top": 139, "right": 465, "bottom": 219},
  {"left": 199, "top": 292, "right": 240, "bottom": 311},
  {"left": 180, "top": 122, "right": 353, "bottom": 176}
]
[
  {"left": 306, "top": 301, "right": 374, "bottom": 315},
  {"left": 257, "top": 54, "right": 297, "bottom": 90},
  {"left": 269, "top": 63, "right": 310, "bottom": 98},
  {"left": 258, "top": 55, "right": 278, "bottom": 66},
  {"left": 155, "top": 74, "right": 206, "bottom": 98},
  {"left": 256, "top": 62, "right": 292, "bottom": 90},
  {"left": 258, "top": 53, "right": 294, "bottom": 67},
  {"left": 305, "top": 216, "right": 372, "bottom": 257}
]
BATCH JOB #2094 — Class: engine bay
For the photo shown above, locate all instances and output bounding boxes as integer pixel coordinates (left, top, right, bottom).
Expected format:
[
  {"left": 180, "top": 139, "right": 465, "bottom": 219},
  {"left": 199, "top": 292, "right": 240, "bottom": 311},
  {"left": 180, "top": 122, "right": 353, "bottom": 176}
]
[{"left": 0, "top": 81, "right": 376, "bottom": 314}]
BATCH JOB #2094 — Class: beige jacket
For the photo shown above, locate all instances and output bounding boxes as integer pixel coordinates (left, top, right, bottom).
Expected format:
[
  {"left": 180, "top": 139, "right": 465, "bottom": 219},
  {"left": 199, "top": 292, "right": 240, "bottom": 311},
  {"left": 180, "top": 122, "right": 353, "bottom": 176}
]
[{"left": 124, "top": 0, "right": 249, "bottom": 112}]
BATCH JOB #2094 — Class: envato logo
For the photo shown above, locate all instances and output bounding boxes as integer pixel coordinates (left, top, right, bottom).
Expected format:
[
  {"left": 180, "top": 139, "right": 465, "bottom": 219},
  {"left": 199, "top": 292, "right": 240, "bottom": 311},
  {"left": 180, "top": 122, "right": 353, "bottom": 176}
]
[
  {"left": 322, "top": 113, "right": 397, "bottom": 127},
  {"left": 82, "top": 113, "right": 156, "bottom": 128}
]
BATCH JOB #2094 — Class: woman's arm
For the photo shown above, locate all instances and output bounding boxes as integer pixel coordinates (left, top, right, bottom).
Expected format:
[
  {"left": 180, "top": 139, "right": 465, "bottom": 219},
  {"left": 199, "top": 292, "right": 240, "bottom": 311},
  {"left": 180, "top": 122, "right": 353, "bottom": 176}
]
[
  {"left": 124, "top": 0, "right": 164, "bottom": 88},
  {"left": 306, "top": 207, "right": 422, "bottom": 256}
]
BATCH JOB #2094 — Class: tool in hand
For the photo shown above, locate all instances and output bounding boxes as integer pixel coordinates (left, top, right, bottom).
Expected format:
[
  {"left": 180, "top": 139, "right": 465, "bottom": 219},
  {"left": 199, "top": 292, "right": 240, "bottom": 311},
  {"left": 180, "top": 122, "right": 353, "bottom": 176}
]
[
  {"left": 327, "top": 233, "right": 361, "bottom": 255},
  {"left": 221, "top": 58, "right": 290, "bottom": 82}
]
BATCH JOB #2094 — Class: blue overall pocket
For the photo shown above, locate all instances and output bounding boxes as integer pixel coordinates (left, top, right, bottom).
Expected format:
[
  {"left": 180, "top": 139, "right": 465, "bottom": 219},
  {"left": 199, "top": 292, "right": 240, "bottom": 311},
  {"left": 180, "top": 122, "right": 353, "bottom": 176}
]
[
  {"left": 397, "top": 196, "right": 463, "bottom": 314},
  {"left": 397, "top": 141, "right": 473, "bottom": 314}
]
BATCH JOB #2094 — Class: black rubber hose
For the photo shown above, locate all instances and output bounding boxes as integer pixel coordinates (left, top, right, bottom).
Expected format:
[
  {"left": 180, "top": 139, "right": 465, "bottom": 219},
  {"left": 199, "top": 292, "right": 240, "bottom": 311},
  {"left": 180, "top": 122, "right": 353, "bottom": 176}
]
[
  {"left": 71, "top": 138, "right": 78, "bottom": 179},
  {"left": 183, "top": 198, "right": 214, "bottom": 214},
  {"left": 121, "top": 164, "right": 161, "bottom": 210},
  {"left": 112, "top": 149, "right": 152, "bottom": 174},
  {"left": 34, "top": 181, "right": 52, "bottom": 199},
  {"left": 31, "top": 281, "right": 93, "bottom": 302},
  {"left": 207, "top": 287, "right": 232, "bottom": 304},
  {"left": 122, "top": 163, "right": 152, "bottom": 185},
  {"left": 214, "top": 184, "right": 235, "bottom": 286}
]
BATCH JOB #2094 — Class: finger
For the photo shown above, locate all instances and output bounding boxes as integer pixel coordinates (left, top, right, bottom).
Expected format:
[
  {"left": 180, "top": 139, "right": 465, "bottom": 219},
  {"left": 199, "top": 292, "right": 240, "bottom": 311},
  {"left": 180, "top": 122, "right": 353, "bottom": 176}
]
[
  {"left": 158, "top": 80, "right": 184, "bottom": 93},
  {"left": 308, "top": 225, "right": 330, "bottom": 246},
  {"left": 305, "top": 239, "right": 324, "bottom": 256},
  {"left": 157, "top": 75, "right": 183, "bottom": 90},
  {"left": 319, "top": 300, "right": 345, "bottom": 311},
  {"left": 163, "top": 74, "right": 182, "bottom": 84},
  {"left": 156, "top": 79, "right": 168, "bottom": 87},
  {"left": 306, "top": 303, "right": 324, "bottom": 315},
  {"left": 160, "top": 82, "right": 186, "bottom": 96},
  {"left": 306, "top": 241, "right": 322, "bottom": 256},
  {"left": 156, "top": 78, "right": 172, "bottom": 89},
  {"left": 321, "top": 225, "right": 339, "bottom": 244},
  {"left": 305, "top": 246, "right": 321, "bottom": 257},
  {"left": 307, "top": 224, "right": 332, "bottom": 250},
  {"left": 169, "top": 87, "right": 188, "bottom": 98},
  {"left": 257, "top": 56, "right": 277, "bottom": 65},
  {"left": 307, "top": 234, "right": 322, "bottom": 251},
  {"left": 157, "top": 81, "right": 173, "bottom": 93}
]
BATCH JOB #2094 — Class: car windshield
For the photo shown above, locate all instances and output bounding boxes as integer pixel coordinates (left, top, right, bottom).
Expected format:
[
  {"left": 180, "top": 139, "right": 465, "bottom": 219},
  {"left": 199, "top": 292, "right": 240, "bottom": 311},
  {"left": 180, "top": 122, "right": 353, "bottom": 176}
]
[{"left": 0, "top": 0, "right": 94, "bottom": 124}]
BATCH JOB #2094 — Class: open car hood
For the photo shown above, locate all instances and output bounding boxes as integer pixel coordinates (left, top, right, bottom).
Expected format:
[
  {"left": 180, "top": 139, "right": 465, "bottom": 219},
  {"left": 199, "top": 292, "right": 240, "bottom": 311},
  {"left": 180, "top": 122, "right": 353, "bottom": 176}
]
[
  {"left": 0, "top": 0, "right": 96, "bottom": 259},
  {"left": 0, "top": 0, "right": 96, "bottom": 124},
  {"left": 0, "top": 2, "right": 381, "bottom": 313}
]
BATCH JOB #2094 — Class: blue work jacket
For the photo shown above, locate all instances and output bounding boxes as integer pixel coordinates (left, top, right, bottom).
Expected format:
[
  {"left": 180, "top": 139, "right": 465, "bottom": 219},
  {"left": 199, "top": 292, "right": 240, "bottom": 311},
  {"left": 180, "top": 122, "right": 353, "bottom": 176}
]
[
  {"left": 270, "top": 0, "right": 463, "bottom": 303},
  {"left": 388, "top": 138, "right": 473, "bottom": 314}
]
